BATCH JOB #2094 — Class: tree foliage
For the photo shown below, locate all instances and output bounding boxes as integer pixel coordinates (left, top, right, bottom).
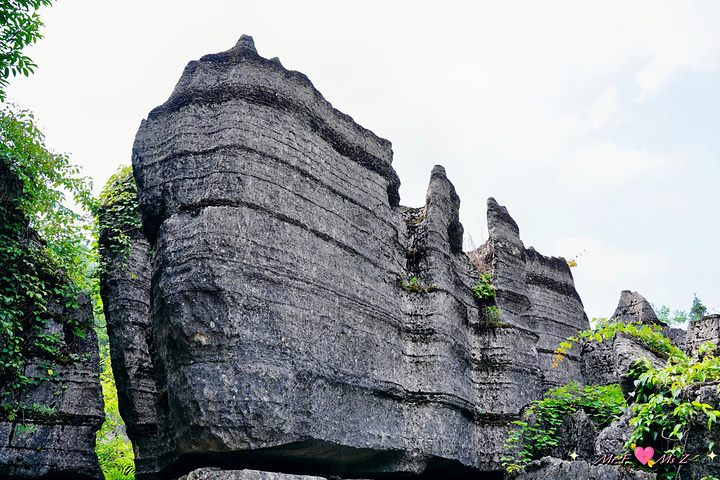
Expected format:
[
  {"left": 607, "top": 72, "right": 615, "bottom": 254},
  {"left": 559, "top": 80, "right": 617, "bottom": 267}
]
[
  {"left": 0, "top": 0, "right": 53, "bottom": 101},
  {"left": 689, "top": 294, "right": 708, "bottom": 323},
  {"left": 0, "top": 104, "right": 95, "bottom": 402}
]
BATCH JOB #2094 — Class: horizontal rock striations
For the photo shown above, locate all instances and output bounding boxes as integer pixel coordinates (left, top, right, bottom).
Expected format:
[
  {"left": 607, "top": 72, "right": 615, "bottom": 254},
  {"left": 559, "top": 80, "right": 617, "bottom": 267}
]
[
  {"left": 122, "top": 35, "right": 591, "bottom": 479},
  {"left": 0, "top": 160, "right": 104, "bottom": 480},
  {"left": 469, "top": 198, "right": 590, "bottom": 396},
  {"left": 610, "top": 290, "right": 661, "bottom": 325},
  {"left": 99, "top": 203, "right": 173, "bottom": 477}
]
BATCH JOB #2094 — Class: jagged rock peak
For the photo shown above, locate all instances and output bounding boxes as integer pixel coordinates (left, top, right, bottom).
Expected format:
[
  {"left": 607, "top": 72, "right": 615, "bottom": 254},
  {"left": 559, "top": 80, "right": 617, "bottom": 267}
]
[
  {"left": 233, "top": 34, "right": 257, "bottom": 53},
  {"left": 611, "top": 290, "right": 662, "bottom": 325},
  {"left": 430, "top": 164, "right": 447, "bottom": 179},
  {"left": 424, "top": 164, "right": 463, "bottom": 254},
  {"left": 487, "top": 196, "right": 520, "bottom": 238}
]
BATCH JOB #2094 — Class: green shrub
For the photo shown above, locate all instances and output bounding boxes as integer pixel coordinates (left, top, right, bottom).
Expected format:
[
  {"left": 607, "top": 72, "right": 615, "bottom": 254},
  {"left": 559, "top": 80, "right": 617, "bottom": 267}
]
[
  {"left": 501, "top": 383, "right": 626, "bottom": 472},
  {"left": 472, "top": 273, "right": 496, "bottom": 300}
]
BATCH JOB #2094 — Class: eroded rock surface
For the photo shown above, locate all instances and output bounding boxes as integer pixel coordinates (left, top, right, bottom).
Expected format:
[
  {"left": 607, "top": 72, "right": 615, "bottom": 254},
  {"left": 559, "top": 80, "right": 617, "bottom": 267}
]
[
  {"left": 506, "top": 457, "right": 655, "bottom": 480},
  {"left": 179, "top": 468, "right": 330, "bottom": 480},
  {"left": 582, "top": 292, "right": 668, "bottom": 389},
  {"left": 0, "top": 160, "right": 104, "bottom": 479},
  {"left": 611, "top": 291, "right": 661, "bottom": 326},
  {"left": 470, "top": 198, "right": 590, "bottom": 394},
  {"left": 119, "top": 35, "right": 590, "bottom": 480},
  {"left": 685, "top": 314, "right": 720, "bottom": 356}
]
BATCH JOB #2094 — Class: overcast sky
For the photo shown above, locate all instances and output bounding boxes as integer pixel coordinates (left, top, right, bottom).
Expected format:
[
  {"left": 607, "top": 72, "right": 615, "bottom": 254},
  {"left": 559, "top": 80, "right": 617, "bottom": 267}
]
[{"left": 6, "top": 0, "right": 720, "bottom": 321}]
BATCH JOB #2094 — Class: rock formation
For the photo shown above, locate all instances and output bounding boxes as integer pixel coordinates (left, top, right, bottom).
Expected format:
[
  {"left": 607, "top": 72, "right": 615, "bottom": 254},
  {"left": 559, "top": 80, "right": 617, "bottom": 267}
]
[
  {"left": 0, "top": 161, "right": 104, "bottom": 479},
  {"left": 610, "top": 291, "right": 661, "bottom": 326},
  {"left": 505, "top": 457, "right": 655, "bottom": 480},
  {"left": 111, "top": 35, "right": 591, "bottom": 479},
  {"left": 685, "top": 314, "right": 720, "bottom": 356},
  {"left": 608, "top": 290, "right": 686, "bottom": 349}
]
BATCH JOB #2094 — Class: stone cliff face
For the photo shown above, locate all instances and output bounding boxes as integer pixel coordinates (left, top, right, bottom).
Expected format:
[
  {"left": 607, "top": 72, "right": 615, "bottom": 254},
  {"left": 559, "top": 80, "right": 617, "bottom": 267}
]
[
  {"left": 0, "top": 161, "right": 104, "bottom": 480},
  {"left": 117, "top": 35, "right": 590, "bottom": 479}
]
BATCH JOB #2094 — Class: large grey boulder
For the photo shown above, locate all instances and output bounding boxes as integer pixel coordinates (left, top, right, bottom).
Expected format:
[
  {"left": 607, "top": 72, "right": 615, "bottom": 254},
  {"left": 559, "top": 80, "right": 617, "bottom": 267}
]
[
  {"left": 608, "top": 290, "right": 686, "bottom": 349},
  {"left": 582, "top": 332, "right": 667, "bottom": 394},
  {"left": 121, "top": 35, "right": 590, "bottom": 479}
]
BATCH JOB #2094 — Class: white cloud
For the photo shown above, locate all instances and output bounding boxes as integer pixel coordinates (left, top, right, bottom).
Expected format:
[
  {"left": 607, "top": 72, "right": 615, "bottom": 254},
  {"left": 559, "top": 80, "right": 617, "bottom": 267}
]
[
  {"left": 631, "top": 3, "right": 720, "bottom": 100},
  {"left": 586, "top": 86, "right": 623, "bottom": 132},
  {"left": 560, "top": 143, "right": 675, "bottom": 192}
]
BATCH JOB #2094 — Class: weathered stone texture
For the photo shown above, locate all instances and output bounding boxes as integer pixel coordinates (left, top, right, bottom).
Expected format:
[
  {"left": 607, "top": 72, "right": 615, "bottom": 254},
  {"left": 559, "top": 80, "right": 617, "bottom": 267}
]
[
  {"left": 684, "top": 314, "right": 720, "bottom": 356},
  {"left": 121, "top": 35, "right": 590, "bottom": 479},
  {"left": 0, "top": 162, "right": 104, "bottom": 479},
  {"left": 179, "top": 468, "right": 328, "bottom": 480},
  {"left": 583, "top": 291, "right": 668, "bottom": 389},
  {"left": 100, "top": 219, "right": 174, "bottom": 476},
  {"left": 611, "top": 291, "right": 662, "bottom": 325},
  {"left": 471, "top": 198, "right": 590, "bottom": 393},
  {"left": 594, "top": 407, "right": 635, "bottom": 457},
  {"left": 680, "top": 382, "right": 720, "bottom": 480},
  {"left": 582, "top": 333, "right": 667, "bottom": 391},
  {"left": 506, "top": 457, "right": 655, "bottom": 480}
]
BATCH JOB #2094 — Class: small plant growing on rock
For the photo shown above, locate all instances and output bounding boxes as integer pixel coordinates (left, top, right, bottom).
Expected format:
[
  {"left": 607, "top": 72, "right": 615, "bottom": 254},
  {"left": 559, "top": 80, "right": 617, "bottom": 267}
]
[
  {"left": 473, "top": 273, "right": 496, "bottom": 300},
  {"left": 486, "top": 305, "right": 501, "bottom": 322},
  {"left": 401, "top": 276, "right": 437, "bottom": 293}
]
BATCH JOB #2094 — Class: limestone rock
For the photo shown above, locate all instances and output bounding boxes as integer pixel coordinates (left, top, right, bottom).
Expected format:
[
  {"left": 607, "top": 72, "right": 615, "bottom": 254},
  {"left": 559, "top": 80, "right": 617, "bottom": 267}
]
[
  {"left": 0, "top": 161, "right": 104, "bottom": 479},
  {"left": 99, "top": 211, "right": 171, "bottom": 476},
  {"left": 611, "top": 291, "right": 662, "bottom": 326},
  {"left": 506, "top": 457, "right": 655, "bottom": 480},
  {"left": 179, "top": 468, "right": 330, "bottom": 480},
  {"left": 684, "top": 314, "right": 720, "bottom": 356},
  {"left": 583, "top": 291, "right": 669, "bottom": 390},
  {"left": 122, "top": 35, "right": 591, "bottom": 479},
  {"left": 582, "top": 332, "right": 667, "bottom": 394},
  {"left": 594, "top": 407, "right": 635, "bottom": 457},
  {"left": 471, "top": 197, "right": 590, "bottom": 393},
  {"left": 679, "top": 382, "right": 720, "bottom": 480}
]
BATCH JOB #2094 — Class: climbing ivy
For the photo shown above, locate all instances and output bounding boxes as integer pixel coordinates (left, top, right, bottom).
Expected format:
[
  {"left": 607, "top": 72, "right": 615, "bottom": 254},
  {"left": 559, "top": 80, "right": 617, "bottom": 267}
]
[
  {"left": 552, "top": 318, "right": 683, "bottom": 368},
  {"left": 548, "top": 319, "right": 720, "bottom": 480},
  {"left": 626, "top": 343, "right": 720, "bottom": 480},
  {"left": 472, "top": 273, "right": 496, "bottom": 300},
  {"left": 94, "top": 165, "right": 139, "bottom": 480},
  {"left": 95, "top": 347, "right": 135, "bottom": 480},
  {"left": 96, "top": 165, "right": 141, "bottom": 272},
  {"left": 501, "top": 383, "right": 626, "bottom": 472},
  {"left": 0, "top": 105, "right": 95, "bottom": 415}
]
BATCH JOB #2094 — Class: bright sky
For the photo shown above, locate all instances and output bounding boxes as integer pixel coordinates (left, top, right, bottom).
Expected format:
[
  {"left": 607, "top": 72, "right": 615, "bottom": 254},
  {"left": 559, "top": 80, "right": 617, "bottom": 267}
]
[{"left": 7, "top": 0, "right": 720, "bottom": 321}]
